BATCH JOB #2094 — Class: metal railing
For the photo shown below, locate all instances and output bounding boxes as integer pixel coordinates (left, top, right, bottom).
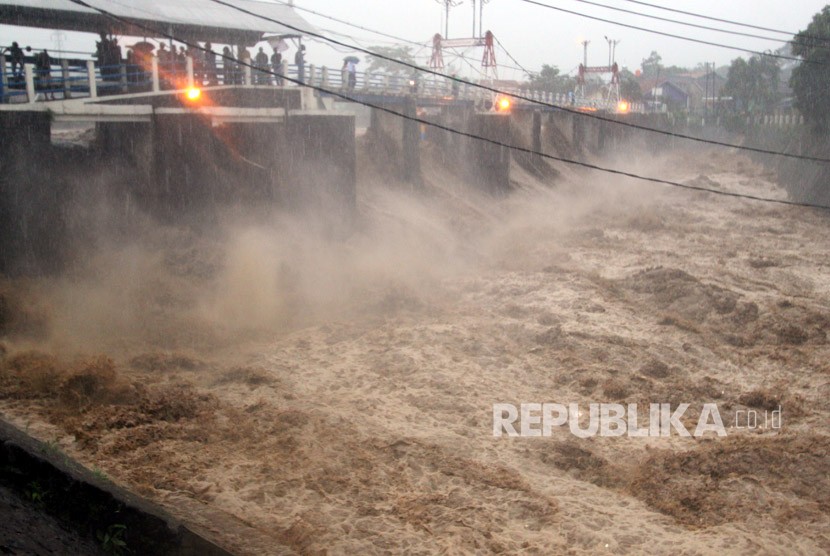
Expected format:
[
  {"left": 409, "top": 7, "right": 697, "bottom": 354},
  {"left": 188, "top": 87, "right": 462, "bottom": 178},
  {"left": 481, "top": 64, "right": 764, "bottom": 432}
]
[{"left": 1, "top": 53, "right": 646, "bottom": 114}]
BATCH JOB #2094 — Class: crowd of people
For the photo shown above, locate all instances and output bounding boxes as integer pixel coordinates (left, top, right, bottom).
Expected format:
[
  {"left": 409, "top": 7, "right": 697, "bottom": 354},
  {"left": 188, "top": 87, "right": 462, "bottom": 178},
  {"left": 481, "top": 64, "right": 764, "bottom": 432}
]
[
  {"left": 2, "top": 34, "right": 310, "bottom": 101},
  {"left": 1, "top": 41, "right": 56, "bottom": 99}
]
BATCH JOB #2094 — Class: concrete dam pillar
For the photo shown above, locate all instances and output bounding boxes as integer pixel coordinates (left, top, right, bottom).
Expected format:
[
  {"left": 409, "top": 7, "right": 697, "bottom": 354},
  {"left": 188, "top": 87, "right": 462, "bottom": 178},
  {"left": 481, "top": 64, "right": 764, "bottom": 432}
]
[
  {"left": 465, "top": 112, "right": 511, "bottom": 194},
  {"left": 285, "top": 113, "right": 356, "bottom": 229},
  {"left": 402, "top": 97, "right": 422, "bottom": 187},
  {"left": 0, "top": 111, "right": 64, "bottom": 274}
]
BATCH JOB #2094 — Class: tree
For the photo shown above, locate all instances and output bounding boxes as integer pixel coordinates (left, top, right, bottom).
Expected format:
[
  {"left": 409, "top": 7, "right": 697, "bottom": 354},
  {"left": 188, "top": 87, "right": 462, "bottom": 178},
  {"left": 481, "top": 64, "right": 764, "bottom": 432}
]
[
  {"left": 723, "top": 55, "right": 780, "bottom": 114},
  {"left": 641, "top": 51, "right": 662, "bottom": 78},
  {"left": 525, "top": 64, "right": 575, "bottom": 94},
  {"left": 618, "top": 68, "right": 643, "bottom": 101},
  {"left": 365, "top": 46, "right": 418, "bottom": 76},
  {"left": 640, "top": 51, "right": 688, "bottom": 79},
  {"left": 790, "top": 6, "right": 830, "bottom": 129}
]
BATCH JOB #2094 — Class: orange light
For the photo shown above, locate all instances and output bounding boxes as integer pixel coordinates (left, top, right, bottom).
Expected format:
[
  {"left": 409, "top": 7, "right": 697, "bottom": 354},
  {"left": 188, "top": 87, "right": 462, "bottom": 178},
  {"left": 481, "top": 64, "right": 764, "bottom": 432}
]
[
  {"left": 185, "top": 87, "right": 201, "bottom": 101},
  {"left": 497, "top": 97, "right": 511, "bottom": 111},
  {"left": 617, "top": 100, "right": 630, "bottom": 113}
]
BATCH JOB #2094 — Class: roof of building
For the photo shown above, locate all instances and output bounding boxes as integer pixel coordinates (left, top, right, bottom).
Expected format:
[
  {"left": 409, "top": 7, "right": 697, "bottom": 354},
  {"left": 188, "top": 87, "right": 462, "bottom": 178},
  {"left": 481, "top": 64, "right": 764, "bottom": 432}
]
[{"left": 0, "top": 0, "right": 320, "bottom": 44}]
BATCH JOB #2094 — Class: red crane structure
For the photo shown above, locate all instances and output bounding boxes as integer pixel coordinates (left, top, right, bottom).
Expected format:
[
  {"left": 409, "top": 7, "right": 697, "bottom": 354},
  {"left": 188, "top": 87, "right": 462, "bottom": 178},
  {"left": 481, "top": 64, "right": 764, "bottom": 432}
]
[
  {"left": 428, "top": 30, "right": 498, "bottom": 80},
  {"left": 577, "top": 62, "right": 620, "bottom": 104}
]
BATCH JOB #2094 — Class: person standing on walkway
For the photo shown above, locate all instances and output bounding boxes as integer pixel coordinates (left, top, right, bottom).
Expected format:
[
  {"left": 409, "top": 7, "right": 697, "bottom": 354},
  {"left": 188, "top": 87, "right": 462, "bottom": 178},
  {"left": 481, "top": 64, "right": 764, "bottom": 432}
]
[
  {"left": 347, "top": 59, "right": 357, "bottom": 92},
  {"left": 271, "top": 48, "right": 283, "bottom": 86},
  {"left": 35, "top": 49, "right": 53, "bottom": 100},
  {"left": 255, "top": 46, "right": 269, "bottom": 85},
  {"left": 221, "top": 46, "right": 233, "bottom": 84},
  {"left": 204, "top": 42, "right": 217, "bottom": 85},
  {"left": 239, "top": 45, "right": 251, "bottom": 84},
  {"left": 5, "top": 42, "right": 25, "bottom": 79},
  {"left": 294, "top": 44, "right": 305, "bottom": 84}
]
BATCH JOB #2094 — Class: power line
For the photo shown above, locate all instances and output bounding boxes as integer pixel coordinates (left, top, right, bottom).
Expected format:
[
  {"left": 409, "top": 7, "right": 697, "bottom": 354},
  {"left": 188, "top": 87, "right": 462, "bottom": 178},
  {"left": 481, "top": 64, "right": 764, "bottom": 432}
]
[
  {"left": 271, "top": 0, "right": 426, "bottom": 49},
  {"left": 272, "top": 0, "right": 531, "bottom": 76},
  {"left": 63, "top": 0, "right": 830, "bottom": 212},
  {"left": 201, "top": 0, "right": 830, "bottom": 164},
  {"left": 516, "top": 0, "right": 822, "bottom": 66},
  {"left": 568, "top": 0, "right": 817, "bottom": 48},
  {"left": 493, "top": 34, "right": 535, "bottom": 77},
  {"left": 622, "top": 0, "right": 814, "bottom": 40},
  {"left": 66, "top": 0, "right": 830, "bottom": 164}
]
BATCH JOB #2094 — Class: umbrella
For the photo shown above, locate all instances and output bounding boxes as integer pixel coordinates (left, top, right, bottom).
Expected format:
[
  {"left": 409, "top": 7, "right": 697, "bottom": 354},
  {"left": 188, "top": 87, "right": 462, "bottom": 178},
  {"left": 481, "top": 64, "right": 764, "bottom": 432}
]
[
  {"left": 343, "top": 56, "right": 360, "bottom": 64},
  {"left": 128, "top": 41, "right": 155, "bottom": 53}
]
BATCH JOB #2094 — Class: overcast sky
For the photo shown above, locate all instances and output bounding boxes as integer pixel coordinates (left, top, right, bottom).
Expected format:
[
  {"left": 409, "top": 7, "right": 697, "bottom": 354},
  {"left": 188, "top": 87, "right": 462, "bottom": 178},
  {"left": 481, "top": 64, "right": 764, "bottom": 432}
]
[
  {"left": 295, "top": 0, "right": 827, "bottom": 78},
  {"left": 1, "top": 0, "right": 827, "bottom": 81}
]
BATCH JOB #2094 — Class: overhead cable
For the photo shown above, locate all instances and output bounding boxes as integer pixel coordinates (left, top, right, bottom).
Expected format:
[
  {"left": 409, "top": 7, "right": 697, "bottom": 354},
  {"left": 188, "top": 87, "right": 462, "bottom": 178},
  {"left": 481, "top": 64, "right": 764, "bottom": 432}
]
[{"left": 64, "top": 0, "right": 830, "bottom": 212}]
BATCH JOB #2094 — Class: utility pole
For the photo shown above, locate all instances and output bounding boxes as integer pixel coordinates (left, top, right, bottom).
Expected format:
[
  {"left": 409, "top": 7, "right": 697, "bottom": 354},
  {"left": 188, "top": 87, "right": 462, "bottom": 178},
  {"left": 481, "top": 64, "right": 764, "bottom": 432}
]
[
  {"left": 479, "top": 0, "right": 490, "bottom": 38},
  {"left": 704, "top": 62, "right": 709, "bottom": 119},
  {"left": 435, "top": 0, "right": 463, "bottom": 39},
  {"left": 581, "top": 39, "right": 590, "bottom": 68},
  {"left": 604, "top": 36, "right": 620, "bottom": 66},
  {"left": 605, "top": 36, "right": 614, "bottom": 68},
  {"left": 472, "top": 0, "right": 476, "bottom": 38}
]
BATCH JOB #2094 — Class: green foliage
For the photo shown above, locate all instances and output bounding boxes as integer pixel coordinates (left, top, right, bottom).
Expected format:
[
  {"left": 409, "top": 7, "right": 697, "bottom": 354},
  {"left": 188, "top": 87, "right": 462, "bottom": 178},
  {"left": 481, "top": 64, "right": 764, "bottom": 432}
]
[
  {"left": 641, "top": 51, "right": 662, "bottom": 78},
  {"left": 97, "top": 523, "right": 130, "bottom": 555},
  {"left": 92, "top": 466, "right": 110, "bottom": 482},
  {"left": 618, "top": 68, "right": 643, "bottom": 101},
  {"left": 24, "top": 480, "right": 49, "bottom": 507},
  {"left": 365, "top": 46, "right": 417, "bottom": 76},
  {"left": 640, "top": 50, "right": 689, "bottom": 80},
  {"left": 41, "top": 439, "right": 61, "bottom": 457},
  {"left": 526, "top": 64, "right": 576, "bottom": 94},
  {"left": 790, "top": 6, "right": 830, "bottom": 130},
  {"left": 723, "top": 55, "right": 781, "bottom": 113}
]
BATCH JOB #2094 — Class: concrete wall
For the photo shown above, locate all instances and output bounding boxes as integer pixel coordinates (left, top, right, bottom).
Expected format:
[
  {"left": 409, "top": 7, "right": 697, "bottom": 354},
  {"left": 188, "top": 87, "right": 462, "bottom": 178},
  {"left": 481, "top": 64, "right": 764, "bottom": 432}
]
[
  {"left": 464, "top": 113, "right": 511, "bottom": 194},
  {"left": 0, "top": 108, "right": 357, "bottom": 272},
  {"left": 369, "top": 103, "right": 511, "bottom": 194},
  {"left": 0, "top": 111, "right": 67, "bottom": 274},
  {"left": 96, "top": 122, "right": 154, "bottom": 183}
]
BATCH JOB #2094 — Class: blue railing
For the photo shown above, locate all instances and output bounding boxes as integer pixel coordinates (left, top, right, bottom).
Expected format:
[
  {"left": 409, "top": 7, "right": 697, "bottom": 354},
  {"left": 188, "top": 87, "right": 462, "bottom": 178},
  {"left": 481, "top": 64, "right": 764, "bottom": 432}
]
[{"left": 1, "top": 54, "right": 648, "bottom": 114}]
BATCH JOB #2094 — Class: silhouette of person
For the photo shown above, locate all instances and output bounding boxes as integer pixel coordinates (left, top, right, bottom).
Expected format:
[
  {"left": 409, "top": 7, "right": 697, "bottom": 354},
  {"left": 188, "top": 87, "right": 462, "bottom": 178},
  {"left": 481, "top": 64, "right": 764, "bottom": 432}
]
[
  {"left": 6, "top": 41, "right": 24, "bottom": 78},
  {"left": 35, "top": 49, "right": 53, "bottom": 99},
  {"left": 255, "top": 46, "right": 269, "bottom": 84},
  {"left": 271, "top": 48, "right": 283, "bottom": 86},
  {"left": 347, "top": 59, "right": 357, "bottom": 91},
  {"left": 221, "top": 46, "right": 234, "bottom": 84},
  {"left": 204, "top": 42, "right": 217, "bottom": 85},
  {"left": 238, "top": 45, "right": 251, "bottom": 84},
  {"left": 294, "top": 44, "right": 305, "bottom": 84}
]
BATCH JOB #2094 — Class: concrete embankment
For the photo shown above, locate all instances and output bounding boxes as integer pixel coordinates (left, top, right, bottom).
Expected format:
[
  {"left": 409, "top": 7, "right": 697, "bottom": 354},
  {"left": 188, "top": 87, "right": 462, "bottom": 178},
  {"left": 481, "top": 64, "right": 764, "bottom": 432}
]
[
  {"left": 0, "top": 419, "right": 232, "bottom": 555},
  {"left": 739, "top": 124, "right": 830, "bottom": 206}
]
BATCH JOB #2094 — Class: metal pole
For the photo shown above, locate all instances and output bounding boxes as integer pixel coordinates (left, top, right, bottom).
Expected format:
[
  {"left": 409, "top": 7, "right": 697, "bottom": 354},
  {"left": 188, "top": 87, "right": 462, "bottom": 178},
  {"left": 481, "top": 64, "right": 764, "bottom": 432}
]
[
  {"left": 605, "top": 37, "right": 613, "bottom": 68},
  {"left": 472, "top": 0, "right": 476, "bottom": 38},
  {"left": 480, "top": 0, "right": 485, "bottom": 37}
]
